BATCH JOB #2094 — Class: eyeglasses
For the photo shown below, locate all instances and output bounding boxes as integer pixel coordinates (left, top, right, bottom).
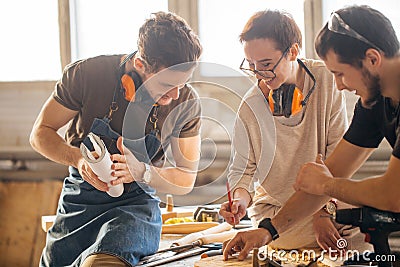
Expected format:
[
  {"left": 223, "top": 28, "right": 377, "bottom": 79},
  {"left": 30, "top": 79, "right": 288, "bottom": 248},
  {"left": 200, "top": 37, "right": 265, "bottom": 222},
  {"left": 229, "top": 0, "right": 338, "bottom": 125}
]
[
  {"left": 240, "top": 47, "right": 290, "bottom": 79},
  {"left": 328, "top": 12, "right": 380, "bottom": 50}
]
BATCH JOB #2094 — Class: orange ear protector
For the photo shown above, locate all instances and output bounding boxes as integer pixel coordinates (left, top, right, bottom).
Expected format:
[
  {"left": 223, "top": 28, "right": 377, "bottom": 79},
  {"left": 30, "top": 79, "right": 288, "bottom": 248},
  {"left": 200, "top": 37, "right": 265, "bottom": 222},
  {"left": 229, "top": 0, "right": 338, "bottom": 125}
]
[
  {"left": 266, "top": 59, "right": 316, "bottom": 118},
  {"left": 119, "top": 52, "right": 143, "bottom": 102},
  {"left": 121, "top": 73, "right": 136, "bottom": 102},
  {"left": 268, "top": 84, "right": 304, "bottom": 118}
]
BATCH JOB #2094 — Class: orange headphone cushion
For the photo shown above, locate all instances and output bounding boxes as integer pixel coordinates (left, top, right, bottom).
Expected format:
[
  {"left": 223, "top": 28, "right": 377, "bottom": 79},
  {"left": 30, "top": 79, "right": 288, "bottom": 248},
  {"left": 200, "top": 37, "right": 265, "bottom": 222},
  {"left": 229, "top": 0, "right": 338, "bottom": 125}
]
[
  {"left": 291, "top": 87, "right": 303, "bottom": 116},
  {"left": 267, "top": 86, "right": 304, "bottom": 116},
  {"left": 268, "top": 90, "right": 275, "bottom": 112},
  {"left": 121, "top": 74, "right": 136, "bottom": 102}
]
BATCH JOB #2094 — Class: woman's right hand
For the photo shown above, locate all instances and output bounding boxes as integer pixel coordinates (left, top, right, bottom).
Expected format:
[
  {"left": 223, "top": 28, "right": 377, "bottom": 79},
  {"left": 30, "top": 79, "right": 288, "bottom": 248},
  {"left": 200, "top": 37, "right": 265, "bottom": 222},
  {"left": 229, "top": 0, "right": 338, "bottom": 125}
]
[{"left": 219, "top": 198, "right": 248, "bottom": 226}]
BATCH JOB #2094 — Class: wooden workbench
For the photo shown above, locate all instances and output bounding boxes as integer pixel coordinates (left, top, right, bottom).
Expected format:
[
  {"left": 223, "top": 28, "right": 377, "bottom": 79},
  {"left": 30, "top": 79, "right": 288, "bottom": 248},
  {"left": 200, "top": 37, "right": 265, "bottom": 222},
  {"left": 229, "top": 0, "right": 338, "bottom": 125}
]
[
  {"left": 157, "top": 234, "right": 205, "bottom": 267},
  {"left": 157, "top": 235, "right": 252, "bottom": 267}
]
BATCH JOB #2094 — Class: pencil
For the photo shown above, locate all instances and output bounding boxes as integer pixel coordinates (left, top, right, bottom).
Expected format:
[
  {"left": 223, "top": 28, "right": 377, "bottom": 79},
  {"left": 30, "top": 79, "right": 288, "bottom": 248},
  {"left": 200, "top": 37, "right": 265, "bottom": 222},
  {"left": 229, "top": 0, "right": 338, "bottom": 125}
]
[{"left": 226, "top": 180, "right": 236, "bottom": 227}]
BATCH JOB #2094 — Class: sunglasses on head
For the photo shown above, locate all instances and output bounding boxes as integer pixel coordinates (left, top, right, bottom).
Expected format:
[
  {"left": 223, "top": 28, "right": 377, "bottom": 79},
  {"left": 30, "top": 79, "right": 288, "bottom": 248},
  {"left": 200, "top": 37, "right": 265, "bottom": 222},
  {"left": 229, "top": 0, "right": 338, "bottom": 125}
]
[{"left": 328, "top": 12, "right": 380, "bottom": 50}]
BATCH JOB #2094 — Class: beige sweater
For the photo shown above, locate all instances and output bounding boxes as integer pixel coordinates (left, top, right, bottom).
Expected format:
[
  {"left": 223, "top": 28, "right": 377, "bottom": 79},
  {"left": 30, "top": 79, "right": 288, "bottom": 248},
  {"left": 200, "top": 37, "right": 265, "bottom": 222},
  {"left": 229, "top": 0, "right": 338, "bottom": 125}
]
[{"left": 229, "top": 59, "right": 353, "bottom": 249}]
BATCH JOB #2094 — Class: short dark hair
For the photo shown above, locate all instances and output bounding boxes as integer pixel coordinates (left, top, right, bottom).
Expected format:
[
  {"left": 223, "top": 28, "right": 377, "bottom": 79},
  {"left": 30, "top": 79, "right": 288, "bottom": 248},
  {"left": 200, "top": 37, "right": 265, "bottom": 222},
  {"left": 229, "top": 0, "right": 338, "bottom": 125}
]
[
  {"left": 239, "top": 10, "right": 302, "bottom": 53},
  {"left": 138, "top": 11, "right": 202, "bottom": 73},
  {"left": 315, "top": 5, "right": 399, "bottom": 67}
]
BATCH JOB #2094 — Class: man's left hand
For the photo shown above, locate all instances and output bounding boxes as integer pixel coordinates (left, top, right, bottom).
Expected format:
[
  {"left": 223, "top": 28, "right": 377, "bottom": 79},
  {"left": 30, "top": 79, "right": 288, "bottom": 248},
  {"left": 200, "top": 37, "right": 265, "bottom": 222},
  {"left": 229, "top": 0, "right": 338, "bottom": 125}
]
[
  {"left": 109, "top": 137, "right": 144, "bottom": 185},
  {"left": 294, "top": 154, "right": 332, "bottom": 195},
  {"left": 223, "top": 228, "right": 271, "bottom": 261},
  {"left": 313, "top": 210, "right": 343, "bottom": 254}
]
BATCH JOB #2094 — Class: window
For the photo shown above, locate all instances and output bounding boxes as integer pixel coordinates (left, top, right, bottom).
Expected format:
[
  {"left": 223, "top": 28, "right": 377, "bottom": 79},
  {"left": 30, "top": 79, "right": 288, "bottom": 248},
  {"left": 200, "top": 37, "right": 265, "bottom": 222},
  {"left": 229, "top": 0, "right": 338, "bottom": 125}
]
[
  {"left": 0, "top": 0, "right": 60, "bottom": 81},
  {"left": 198, "top": 0, "right": 305, "bottom": 76},
  {"left": 70, "top": 0, "right": 168, "bottom": 61}
]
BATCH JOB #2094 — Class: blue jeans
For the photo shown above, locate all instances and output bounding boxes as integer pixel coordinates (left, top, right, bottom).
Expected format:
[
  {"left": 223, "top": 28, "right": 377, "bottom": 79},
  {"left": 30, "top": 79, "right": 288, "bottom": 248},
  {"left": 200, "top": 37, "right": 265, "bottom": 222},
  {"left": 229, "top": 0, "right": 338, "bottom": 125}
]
[{"left": 40, "top": 167, "right": 162, "bottom": 267}]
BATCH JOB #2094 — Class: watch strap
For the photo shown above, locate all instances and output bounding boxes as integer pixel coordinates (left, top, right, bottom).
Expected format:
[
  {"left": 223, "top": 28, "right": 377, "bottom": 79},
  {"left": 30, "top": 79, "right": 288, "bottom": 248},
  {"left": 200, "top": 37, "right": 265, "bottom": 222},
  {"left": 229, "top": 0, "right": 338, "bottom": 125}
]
[
  {"left": 142, "top": 163, "right": 151, "bottom": 184},
  {"left": 258, "top": 218, "right": 279, "bottom": 240},
  {"left": 144, "top": 163, "right": 150, "bottom": 172}
]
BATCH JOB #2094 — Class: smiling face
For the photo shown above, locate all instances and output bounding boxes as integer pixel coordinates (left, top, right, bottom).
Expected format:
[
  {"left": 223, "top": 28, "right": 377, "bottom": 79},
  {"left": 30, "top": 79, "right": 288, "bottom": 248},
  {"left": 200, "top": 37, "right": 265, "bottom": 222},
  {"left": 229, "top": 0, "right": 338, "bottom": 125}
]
[
  {"left": 143, "top": 67, "right": 194, "bottom": 106},
  {"left": 243, "top": 38, "right": 293, "bottom": 90},
  {"left": 323, "top": 49, "right": 381, "bottom": 108}
]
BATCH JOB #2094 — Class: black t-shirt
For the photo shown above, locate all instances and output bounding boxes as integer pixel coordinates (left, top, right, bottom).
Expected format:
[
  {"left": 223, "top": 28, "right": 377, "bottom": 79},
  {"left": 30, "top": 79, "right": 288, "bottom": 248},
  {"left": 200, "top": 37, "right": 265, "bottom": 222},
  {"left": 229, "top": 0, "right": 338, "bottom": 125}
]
[{"left": 344, "top": 96, "right": 400, "bottom": 159}]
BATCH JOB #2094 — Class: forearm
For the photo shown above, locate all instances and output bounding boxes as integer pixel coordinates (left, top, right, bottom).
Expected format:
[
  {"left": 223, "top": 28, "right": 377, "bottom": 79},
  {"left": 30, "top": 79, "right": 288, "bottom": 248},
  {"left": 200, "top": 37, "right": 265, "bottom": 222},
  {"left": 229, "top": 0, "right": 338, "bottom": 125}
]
[
  {"left": 272, "top": 191, "right": 330, "bottom": 235},
  {"left": 325, "top": 139, "right": 374, "bottom": 178},
  {"left": 30, "top": 97, "right": 81, "bottom": 168},
  {"left": 30, "top": 126, "right": 82, "bottom": 168},
  {"left": 277, "top": 160, "right": 367, "bottom": 233},
  {"left": 323, "top": 174, "right": 399, "bottom": 211},
  {"left": 147, "top": 166, "right": 196, "bottom": 195},
  {"left": 322, "top": 140, "right": 400, "bottom": 210}
]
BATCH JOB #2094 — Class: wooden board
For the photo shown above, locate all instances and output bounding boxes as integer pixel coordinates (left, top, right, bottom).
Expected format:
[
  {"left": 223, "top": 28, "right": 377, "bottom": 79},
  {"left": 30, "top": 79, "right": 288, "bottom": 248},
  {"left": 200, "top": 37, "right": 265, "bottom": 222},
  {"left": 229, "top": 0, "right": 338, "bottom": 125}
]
[
  {"left": 194, "top": 255, "right": 252, "bottom": 267},
  {"left": 0, "top": 180, "right": 62, "bottom": 267},
  {"left": 162, "top": 222, "right": 219, "bottom": 234},
  {"left": 161, "top": 208, "right": 194, "bottom": 223}
]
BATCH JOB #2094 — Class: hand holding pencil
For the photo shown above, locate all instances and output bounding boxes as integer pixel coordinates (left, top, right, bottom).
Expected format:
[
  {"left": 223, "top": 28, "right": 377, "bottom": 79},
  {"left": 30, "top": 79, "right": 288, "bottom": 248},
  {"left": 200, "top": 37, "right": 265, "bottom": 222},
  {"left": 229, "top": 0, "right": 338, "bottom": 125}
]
[{"left": 218, "top": 181, "right": 248, "bottom": 227}]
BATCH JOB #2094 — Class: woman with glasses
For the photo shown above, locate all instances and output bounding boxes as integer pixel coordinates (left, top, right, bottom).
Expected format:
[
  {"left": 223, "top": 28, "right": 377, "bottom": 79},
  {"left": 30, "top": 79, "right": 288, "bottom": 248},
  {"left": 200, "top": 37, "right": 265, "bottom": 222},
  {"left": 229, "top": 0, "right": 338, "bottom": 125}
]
[{"left": 220, "top": 9, "right": 370, "bottom": 261}]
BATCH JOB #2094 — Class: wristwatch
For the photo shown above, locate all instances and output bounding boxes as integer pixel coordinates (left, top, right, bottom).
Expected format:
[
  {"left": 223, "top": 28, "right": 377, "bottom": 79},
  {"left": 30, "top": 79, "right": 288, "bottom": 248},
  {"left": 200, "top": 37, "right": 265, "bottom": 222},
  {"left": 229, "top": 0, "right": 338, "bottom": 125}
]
[
  {"left": 258, "top": 218, "right": 279, "bottom": 240},
  {"left": 324, "top": 199, "right": 338, "bottom": 215},
  {"left": 142, "top": 163, "right": 152, "bottom": 184}
]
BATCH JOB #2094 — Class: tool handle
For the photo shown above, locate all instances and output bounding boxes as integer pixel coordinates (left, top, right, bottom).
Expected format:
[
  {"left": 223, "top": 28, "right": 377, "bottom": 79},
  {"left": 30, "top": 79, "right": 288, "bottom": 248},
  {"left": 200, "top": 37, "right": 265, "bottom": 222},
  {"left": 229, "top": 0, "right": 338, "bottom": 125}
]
[
  {"left": 201, "top": 249, "right": 223, "bottom": 258},
  {"left": 198, "top": 231, "right": 237, "bottom": 245},
  {"left": 173, "top": 222, "right": 232, "bottom": 245},
  {"left": 166, "top": 194, "right": 174, "bottom": 212},
  {"left": 369, "top": 231, "right": 392, "bottom": 267}
]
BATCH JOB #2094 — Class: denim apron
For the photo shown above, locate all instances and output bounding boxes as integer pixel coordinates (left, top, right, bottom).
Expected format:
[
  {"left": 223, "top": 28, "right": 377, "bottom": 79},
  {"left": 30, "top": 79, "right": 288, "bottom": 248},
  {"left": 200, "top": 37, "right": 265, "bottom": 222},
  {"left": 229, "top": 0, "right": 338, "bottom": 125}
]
[{"left": 40, "top": 116, "right": 163, "bottom": 266}]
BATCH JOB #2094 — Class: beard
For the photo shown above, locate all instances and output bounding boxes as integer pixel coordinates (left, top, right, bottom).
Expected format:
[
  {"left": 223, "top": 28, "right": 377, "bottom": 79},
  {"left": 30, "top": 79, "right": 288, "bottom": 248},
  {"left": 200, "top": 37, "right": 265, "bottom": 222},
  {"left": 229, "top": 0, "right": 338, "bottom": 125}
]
[{"left": 361, "top": 66, "right": 381, "bottom": 109}]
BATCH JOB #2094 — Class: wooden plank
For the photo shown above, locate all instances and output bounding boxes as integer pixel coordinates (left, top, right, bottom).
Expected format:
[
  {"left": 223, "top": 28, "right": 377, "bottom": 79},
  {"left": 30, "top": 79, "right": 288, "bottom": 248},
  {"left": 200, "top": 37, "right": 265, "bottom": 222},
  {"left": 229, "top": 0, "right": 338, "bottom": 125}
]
[
  {"left": 0, "top": 180, "right": 62, "bottom": 267},
  {"left": 32, "top": 180, "right": 63, "bottom": 265},
  {"left": 162, "top": 222, "right": 219, "bottom": 234}
]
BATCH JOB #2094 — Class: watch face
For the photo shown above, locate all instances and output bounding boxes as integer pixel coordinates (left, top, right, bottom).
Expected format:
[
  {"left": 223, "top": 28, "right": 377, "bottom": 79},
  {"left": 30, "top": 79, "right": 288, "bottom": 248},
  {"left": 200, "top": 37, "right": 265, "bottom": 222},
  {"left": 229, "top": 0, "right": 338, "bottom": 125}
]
[
  {"left": 143, "top": 167, "right": 151, "bottom": 184},
  {"left": 326, "top": 202, "right": 337, "bottom": 215}
]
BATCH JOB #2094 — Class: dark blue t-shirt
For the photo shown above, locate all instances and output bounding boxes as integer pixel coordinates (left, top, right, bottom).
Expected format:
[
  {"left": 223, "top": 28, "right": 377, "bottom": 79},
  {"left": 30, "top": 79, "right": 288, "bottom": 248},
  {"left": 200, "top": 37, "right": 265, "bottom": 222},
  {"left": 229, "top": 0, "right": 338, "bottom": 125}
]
[{"left": 344, "top": 96, "right": 400, "bottom": 159}]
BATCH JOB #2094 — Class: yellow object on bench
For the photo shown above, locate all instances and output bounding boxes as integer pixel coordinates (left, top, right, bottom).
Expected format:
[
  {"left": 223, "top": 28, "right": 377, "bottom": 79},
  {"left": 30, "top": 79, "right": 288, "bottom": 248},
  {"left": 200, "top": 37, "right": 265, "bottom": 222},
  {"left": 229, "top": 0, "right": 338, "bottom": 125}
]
[{"left": 41, "top": 215, "right": 219, "bottom": 234}]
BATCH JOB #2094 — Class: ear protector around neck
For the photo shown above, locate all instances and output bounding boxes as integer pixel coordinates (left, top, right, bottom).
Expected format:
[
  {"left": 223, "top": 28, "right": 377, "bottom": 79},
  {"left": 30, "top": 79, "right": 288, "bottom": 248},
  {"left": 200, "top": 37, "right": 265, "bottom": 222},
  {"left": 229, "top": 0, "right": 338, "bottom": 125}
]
[
  {"left": 119, "top": 52, "right": 143, "bottom": 102},
  {"left": 268, "top": 84, "right": 303, "bottom": 118},
  {"left": 266, "top": 59, "right": 316, "bottom": 118}
]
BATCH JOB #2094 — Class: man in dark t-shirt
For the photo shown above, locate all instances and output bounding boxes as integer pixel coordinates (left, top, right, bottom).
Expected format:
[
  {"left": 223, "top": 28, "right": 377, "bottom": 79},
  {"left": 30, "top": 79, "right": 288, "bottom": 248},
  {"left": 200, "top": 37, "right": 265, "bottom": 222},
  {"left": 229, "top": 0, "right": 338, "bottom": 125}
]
[
  {"left": 223, "top": 5, "right": 400, "bottom": 262},
  {"left": 295, "top": 5, "right": 400, "bottom": 212},
  {"left": 30, "top": 12, "right": 203, "bottom": 267}
]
